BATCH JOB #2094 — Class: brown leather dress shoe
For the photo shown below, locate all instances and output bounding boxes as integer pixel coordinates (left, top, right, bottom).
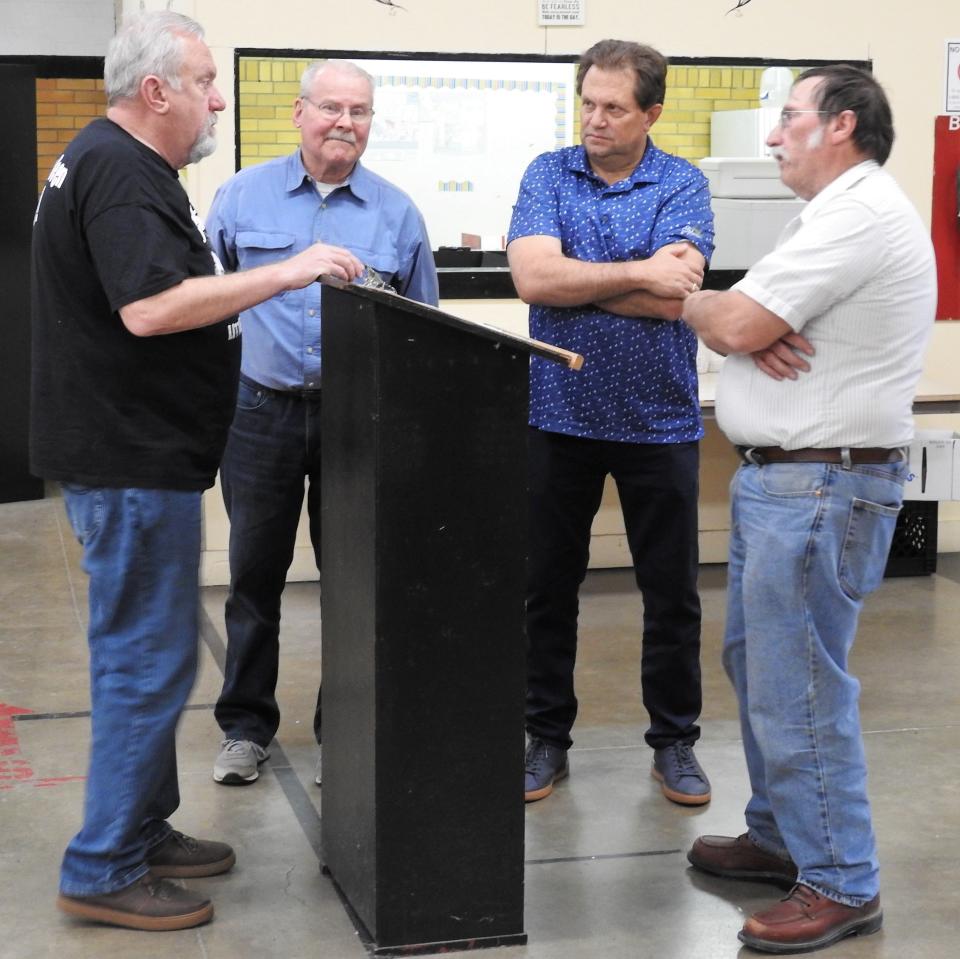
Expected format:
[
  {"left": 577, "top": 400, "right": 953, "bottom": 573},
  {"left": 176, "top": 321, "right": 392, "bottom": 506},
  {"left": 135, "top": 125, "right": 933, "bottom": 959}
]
[
  {"left": 739, "top": 884, "right": 883, "bottom": 954},
  {"left": 688, "top": 833, "right": 798, "bottom": 888},
  {"left": 146, "top": 829, "right": 236, "bottom": 878},
  {"left": 57, "top": 874, "right": 213, "bottom": 931}
]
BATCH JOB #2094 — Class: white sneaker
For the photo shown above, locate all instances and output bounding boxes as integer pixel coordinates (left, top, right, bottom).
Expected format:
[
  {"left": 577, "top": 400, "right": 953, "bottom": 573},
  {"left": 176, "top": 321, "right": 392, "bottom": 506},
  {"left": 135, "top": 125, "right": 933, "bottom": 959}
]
[{"left": 213, "top": 739, "right": 269, "bottom": 785}]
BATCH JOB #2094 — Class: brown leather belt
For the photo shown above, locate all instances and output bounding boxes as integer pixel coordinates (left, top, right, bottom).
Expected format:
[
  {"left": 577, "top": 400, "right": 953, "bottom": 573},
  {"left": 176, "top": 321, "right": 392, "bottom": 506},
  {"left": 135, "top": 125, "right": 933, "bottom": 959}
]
[{"left": 736, "top": 446, "right": 905, "bottom": 466}]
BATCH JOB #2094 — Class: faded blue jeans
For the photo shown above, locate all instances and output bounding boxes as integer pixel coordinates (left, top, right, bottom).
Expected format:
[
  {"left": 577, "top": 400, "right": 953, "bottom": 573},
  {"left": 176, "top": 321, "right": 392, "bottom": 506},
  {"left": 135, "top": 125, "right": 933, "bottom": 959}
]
[
  {"left": 723, "top": 459, "right": 905, "bottom": 906},
  {"left": 59, "top": 484, "right": 201, "bottom": 896}
]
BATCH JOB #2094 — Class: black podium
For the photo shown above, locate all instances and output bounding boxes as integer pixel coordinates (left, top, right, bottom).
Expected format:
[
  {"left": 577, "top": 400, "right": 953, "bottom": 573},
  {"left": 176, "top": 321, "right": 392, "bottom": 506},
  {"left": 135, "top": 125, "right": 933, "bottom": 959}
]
[{"left": 319, "top": 281, "right": 580, "bottom": 955}]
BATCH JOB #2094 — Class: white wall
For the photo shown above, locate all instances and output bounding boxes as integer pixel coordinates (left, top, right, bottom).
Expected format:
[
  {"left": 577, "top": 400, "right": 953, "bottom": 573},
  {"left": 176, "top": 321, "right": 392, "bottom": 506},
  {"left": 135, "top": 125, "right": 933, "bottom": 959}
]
[
  {"left": 0, "top": 0, "right": 116, "bottom": 55},
  {"left": 118, "top": 0, "right": 956, "bottom": 233}
]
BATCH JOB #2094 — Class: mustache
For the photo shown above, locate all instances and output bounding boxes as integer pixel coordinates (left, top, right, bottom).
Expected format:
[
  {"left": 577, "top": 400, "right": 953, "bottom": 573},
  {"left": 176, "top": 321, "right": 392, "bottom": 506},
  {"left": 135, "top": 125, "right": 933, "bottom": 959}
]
[{"left": 324, "top": 130, "right": 357, "bottom": 145}]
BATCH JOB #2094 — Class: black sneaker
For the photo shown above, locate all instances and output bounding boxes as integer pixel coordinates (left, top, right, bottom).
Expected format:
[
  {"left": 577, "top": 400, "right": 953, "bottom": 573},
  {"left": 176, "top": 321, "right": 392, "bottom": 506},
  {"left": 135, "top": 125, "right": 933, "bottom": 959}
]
[
  {"left": 652, "top": 742, "right": 711, "bottom": 806},
  {"left": 524, "top": 737, "right": 569, "bottom": 802}
]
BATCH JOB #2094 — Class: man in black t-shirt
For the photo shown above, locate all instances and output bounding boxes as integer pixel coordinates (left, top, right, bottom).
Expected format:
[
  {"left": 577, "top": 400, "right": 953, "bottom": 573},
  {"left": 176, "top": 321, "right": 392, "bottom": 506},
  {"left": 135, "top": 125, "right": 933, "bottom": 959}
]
[{"left": 31, "top": 11, "right": 363, "bottom": 934}]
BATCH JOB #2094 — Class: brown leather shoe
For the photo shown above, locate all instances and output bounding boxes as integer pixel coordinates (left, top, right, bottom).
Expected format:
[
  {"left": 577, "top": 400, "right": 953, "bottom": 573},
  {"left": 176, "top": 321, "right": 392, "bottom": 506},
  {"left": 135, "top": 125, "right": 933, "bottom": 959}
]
[
  {"left": 57, "top": 874, "right": 213, "bottom": 931},
  {"left": 147, "top": 830, "right": 235, "bottom": 878},
  {"left": 739, "top": 884, "right": 882, "bottom": 953},
  {"left": 688, "top": 833, "right": 798, "bottom": 888}
]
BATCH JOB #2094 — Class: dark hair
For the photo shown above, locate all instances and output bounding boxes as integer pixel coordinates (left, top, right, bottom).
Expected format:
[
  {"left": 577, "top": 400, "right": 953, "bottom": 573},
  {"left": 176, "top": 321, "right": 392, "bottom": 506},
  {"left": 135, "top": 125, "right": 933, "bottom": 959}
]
[
  {"left": 796, "top": 64, "right": 894, "bottom": 165},
  {"left": 576, "top": 39, "right": 668, "bottom": 110}
]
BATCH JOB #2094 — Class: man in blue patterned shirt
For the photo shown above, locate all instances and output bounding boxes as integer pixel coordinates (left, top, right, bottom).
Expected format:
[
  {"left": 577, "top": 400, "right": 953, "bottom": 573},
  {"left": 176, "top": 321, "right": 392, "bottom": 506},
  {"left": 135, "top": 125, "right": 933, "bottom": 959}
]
[{"left": 508, "top": 39, "right": 715, "bottom": 805}]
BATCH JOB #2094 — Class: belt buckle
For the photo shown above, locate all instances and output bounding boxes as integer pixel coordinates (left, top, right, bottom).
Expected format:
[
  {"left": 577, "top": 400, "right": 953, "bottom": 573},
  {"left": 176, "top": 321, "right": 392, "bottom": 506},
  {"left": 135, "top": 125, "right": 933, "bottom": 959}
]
[{"left": 741, "top": 447, "right": 764, "bottom": 466}]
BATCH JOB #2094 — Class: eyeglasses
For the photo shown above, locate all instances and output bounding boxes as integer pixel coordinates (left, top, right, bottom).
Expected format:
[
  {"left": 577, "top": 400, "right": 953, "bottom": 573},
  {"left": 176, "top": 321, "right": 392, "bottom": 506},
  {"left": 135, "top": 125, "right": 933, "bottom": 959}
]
[
  {"left": 777, "top": 109, "right": 834, "bottom": 128},
  {"left": 355, "top": 265, "right": 396, "bottom": 294},
  {"left": 302, "top": 98, "right": 374, "bottom": 123}
]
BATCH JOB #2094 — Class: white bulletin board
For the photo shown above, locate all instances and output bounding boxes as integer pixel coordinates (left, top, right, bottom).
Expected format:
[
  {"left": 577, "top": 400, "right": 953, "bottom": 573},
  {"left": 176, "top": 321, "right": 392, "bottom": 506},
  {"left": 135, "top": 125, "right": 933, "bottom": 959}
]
[{"left": 349, "top": 58, "right": 577, "bottom": 249}]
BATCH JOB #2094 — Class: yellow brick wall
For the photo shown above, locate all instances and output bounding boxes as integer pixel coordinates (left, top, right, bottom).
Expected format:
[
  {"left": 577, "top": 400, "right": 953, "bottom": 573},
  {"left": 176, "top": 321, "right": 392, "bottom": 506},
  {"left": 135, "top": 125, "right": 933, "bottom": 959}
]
[
  {"left": 657, "top": 65, "right": 779, "bottom": 161},
  {"left": 238, "top": 57, "right": 792, "bottom": 168},
  {"left": 35, "top": 78, "right": 108, "bottom": 193},
  {"left": 238, "top": 57, "right": 310, "bottom": 167}
]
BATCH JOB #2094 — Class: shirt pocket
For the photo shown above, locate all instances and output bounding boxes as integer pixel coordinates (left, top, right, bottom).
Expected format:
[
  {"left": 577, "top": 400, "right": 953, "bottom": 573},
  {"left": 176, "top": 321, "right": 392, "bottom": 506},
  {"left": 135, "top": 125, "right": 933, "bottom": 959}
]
[
  {"left": 351, "top": 246, "right": 400, "bottom": 283},
  {"left": 235, "top": 230, "right": 297, "bottom": 270}
]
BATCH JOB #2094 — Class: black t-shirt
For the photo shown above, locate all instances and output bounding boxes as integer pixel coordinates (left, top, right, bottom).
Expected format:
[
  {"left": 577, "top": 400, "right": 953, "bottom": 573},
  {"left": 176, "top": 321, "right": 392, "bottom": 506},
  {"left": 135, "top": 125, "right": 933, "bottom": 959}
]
[{"left": 30, "top": 118, "right": 241, "bottom": 491}]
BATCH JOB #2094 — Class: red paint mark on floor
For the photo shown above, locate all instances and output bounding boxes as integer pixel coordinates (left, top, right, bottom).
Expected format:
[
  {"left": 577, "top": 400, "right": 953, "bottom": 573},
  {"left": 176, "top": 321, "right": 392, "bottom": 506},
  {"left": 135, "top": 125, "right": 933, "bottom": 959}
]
[{"left": 0, "top": 702, "right": 86, "bottom": 789}]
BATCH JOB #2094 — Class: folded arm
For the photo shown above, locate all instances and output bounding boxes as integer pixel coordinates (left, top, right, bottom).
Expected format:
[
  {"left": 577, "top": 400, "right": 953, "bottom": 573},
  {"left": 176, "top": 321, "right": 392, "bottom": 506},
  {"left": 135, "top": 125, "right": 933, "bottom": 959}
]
[
  {"left": 595, "top": 243, "right": 706, "bottom": 320},
  {"left": 507, "top": 235, "right": 704, "bottom": 319},
  {"left": 682, "top": 288, "right": 793, "bottom": 354}
]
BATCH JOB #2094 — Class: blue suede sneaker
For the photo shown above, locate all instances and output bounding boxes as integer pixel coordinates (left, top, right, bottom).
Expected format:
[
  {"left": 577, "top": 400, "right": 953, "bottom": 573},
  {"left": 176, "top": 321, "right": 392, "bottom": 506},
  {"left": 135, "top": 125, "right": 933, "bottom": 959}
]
[
  {"left": 652, "top": 742, "right": 711, "bottom": 806},
  {"left": 524, "top": 737, "right": 569, "bottom": 803}
]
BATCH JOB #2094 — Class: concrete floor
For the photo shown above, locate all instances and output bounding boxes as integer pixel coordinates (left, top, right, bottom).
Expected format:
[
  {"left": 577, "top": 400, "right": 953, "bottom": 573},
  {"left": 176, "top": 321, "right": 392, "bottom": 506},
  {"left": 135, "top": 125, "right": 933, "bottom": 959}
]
[{"left": 2, "top": 492, "right": 958, "bottom": 959}]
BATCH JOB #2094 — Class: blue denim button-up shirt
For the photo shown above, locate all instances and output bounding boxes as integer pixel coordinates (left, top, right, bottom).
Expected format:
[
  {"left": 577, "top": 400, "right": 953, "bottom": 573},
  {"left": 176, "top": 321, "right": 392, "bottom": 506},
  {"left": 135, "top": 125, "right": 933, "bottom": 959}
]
[
  {"left": 508, "top": 142, "right": 714, "bottom": 444},
  {"left": 206, "top": 151, "right": 438, "bottom": 391}
]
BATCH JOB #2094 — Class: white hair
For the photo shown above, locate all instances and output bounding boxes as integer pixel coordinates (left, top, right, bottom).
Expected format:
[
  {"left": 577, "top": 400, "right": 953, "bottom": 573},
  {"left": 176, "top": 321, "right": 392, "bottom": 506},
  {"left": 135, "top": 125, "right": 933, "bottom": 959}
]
[
  {"left": 104, "top": 11, "right": 205, "bottom": 105},
  {"left": 300, "top": 59, "right": 375, "bottom": 99}
]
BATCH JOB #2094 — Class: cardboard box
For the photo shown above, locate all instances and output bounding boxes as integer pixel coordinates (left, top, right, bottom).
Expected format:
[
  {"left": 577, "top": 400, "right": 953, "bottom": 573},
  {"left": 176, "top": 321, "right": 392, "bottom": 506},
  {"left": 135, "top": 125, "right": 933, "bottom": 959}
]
[{"left": 903, "top": 430, "right": 958, "bottom": 500}]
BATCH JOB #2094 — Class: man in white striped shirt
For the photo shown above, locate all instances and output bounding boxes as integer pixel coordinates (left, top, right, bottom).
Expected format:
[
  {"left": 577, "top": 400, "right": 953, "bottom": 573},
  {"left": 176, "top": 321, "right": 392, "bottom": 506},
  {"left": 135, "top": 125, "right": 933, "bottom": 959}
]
[{"left": 681, "top": 65, "right": 936, "bottom": 954}]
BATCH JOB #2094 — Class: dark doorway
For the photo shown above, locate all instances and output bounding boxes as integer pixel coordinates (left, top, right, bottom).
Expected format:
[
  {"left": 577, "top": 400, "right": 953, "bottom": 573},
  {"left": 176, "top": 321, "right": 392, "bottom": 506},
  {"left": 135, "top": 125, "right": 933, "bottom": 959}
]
[{"left": 0, "top": 64, "right": 43, "bottom": 503}]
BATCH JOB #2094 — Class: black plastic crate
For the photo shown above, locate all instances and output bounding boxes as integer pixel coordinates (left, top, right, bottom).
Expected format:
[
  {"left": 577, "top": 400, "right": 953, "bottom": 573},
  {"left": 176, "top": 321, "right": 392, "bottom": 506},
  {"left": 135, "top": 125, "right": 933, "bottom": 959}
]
[{"left": 884, "top": 499, "right": 938, "bottom": 577}]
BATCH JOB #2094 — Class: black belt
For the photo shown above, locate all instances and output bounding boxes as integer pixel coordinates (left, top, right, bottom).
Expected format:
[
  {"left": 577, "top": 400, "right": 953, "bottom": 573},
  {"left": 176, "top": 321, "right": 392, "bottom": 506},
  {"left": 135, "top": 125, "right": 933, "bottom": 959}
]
[
  {"left": 240, "top": 374, "right": 321, "bottom": 399},
  {"left": 736, "top": 446, "right": 905, "bottom": 466}
]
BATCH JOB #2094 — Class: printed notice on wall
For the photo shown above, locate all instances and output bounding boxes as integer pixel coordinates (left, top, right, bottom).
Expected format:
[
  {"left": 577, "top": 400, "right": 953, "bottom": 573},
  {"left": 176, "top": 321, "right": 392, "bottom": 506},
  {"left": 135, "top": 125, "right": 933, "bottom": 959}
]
[
  {"left": 538, "top": 0, "right": 585, "bottom": 26},
  {"left": 946, "top": 40, "right": 960, "bottom": 112}
]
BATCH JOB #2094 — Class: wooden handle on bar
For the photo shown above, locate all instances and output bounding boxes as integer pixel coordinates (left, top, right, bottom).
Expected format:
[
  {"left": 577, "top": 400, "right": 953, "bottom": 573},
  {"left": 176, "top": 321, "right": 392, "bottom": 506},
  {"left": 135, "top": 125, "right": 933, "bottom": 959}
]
[{"left": 527, "top": 336, "right": 584, "bottom": 370}]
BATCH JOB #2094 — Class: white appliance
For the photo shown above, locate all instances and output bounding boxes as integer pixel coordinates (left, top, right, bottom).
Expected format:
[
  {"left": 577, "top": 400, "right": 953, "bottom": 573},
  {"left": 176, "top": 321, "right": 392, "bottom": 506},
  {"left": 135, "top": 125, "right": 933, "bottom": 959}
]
[
  {"left": 710, "top": 107, "right": 782, "bottom": 158},
  {"left": 700, "top": 156, "right": 795, "bottom": 199},
  {"left": 699, "top": 156, "right": 804, "bottom": 270},
  {"left": 707, "top": 196, "right": 802, "bottom": 269}
]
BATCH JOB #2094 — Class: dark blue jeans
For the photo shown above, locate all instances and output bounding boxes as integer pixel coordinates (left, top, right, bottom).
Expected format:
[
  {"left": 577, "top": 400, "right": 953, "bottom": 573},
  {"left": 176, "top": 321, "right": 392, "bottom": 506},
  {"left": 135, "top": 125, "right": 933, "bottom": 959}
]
[
  {"left": 215, "top": 376, "right": 323, "bottom": 747},
  {"left": 526, "top": 427, "right": 703, "bottom": 751}
]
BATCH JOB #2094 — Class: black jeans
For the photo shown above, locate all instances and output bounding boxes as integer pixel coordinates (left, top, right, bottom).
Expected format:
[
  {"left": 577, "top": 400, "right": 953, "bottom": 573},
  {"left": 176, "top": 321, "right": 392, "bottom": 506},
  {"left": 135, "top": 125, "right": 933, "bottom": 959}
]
[
  {"left": 215, "top": 376, "right": 323, "bottom": 747},
  {"left": 526, "top": 427, "right": 702, "bottom": 751}
]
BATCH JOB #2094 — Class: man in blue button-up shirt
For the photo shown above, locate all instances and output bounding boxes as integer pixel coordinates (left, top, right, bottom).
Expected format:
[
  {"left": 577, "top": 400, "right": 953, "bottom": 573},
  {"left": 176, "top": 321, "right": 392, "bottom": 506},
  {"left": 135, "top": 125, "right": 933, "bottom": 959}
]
[
  {"left": 508, "top": 40, "right": 714, "bottom": 807},
  {"left": 205, "top": 59, "right": 438, "bottom": 787}
]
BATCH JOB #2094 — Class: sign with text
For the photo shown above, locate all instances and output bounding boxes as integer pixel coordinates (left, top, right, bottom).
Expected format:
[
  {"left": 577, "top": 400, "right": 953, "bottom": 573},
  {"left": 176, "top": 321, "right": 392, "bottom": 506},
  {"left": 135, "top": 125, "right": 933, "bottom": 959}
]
[
  {"left": 538, "top": 0, "right": 585, "bottom": 26},
  {"left": 946, "top": 40, "right": 960, "bottom": 112}
]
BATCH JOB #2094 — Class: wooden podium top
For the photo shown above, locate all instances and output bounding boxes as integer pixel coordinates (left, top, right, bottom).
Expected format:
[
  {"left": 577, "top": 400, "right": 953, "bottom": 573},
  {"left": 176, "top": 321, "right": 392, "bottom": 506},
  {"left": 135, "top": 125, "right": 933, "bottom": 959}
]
[{"left": 321, "top": 276, "right": 583, "bottom": 371}]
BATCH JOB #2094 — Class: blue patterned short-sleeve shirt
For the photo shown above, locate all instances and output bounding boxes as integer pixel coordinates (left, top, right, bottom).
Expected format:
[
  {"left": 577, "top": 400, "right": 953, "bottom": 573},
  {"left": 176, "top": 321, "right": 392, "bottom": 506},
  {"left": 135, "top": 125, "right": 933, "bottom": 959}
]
[{"left": 507, "top": 141, "right": 714, "bottom": 444}]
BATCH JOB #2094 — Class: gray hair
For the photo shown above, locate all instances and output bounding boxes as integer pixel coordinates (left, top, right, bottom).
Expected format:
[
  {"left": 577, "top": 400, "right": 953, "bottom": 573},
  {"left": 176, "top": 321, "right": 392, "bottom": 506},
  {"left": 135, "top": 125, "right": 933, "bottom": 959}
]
[
  {"left": 300, "top": 59, "right": 375, "bottom": 99},
  {"left": 104, "top": 11, "right": 205, "bottom": 105}
]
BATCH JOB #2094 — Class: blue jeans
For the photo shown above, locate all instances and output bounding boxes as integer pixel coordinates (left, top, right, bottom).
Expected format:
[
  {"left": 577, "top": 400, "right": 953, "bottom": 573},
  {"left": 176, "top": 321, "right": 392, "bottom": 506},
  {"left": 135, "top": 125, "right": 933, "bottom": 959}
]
[
  {"left": 59, "top": 485, "right": 201, "bottom": 896},
  {"left": 215, "top": 377, "right": 323, "bottom": 747},
  {"left": 723, "top": 459, "right": 905, "bottom": 906}
]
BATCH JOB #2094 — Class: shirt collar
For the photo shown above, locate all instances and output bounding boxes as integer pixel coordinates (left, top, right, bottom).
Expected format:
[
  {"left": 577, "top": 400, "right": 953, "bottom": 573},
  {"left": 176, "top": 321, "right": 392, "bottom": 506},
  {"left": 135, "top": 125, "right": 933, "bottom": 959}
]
[
  {"left": 284, "top": 149, "right": 370, "bottom": 201},
  {"left": 800, "top": 159, "right": 879, "bottom": 221},
  {"left": 566, "top": 138, "right": 667, "bottom": 189}
]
